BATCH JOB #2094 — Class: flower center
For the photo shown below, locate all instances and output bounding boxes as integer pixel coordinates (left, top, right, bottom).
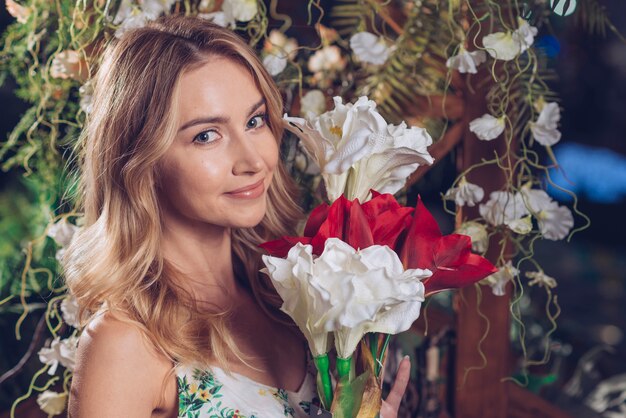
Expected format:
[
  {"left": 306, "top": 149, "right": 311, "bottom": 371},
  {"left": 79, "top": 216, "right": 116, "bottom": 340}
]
[{"left": 330, "top": 125, "right": 343, "bottom": 138}]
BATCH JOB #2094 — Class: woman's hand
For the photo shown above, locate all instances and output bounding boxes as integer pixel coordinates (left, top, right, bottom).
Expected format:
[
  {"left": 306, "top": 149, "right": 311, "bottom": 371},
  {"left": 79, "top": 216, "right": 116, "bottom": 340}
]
[{"left": 380, "top": 355, "right": 411, "bottom": 418}]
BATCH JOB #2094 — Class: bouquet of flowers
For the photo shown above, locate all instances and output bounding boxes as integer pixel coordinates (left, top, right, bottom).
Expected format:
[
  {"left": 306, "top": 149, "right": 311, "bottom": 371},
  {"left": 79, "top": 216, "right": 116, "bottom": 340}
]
[{"left": 260, "top": 96, "right": 497, "bottom": 417}]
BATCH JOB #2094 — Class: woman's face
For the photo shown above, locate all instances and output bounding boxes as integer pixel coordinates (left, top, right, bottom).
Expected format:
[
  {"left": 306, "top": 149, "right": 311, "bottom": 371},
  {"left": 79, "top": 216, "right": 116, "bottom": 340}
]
[{"left": 158, "top": 56, "right": 279, "bottom": 232}]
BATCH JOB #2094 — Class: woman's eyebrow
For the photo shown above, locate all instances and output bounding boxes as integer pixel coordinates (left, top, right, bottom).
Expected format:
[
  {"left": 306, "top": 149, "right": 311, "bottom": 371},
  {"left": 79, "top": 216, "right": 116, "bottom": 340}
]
[{"left": 178, "top": 97, "right": 266, "bottom": 132}]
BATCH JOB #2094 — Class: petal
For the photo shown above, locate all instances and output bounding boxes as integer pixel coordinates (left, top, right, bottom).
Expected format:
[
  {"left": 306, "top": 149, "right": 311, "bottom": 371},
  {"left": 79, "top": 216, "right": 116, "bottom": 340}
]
[
  {"left": 346, "top": 200, "right": 375, "bottom": 250},
  {"left": 424, "top": 253, "right": 498, "bottom": 296},
  {"left": 399, "top": 196, "right": 442, "bottom": 269},
  {"left": 304, "top": 202, "right": 330, "bottom": 237}
]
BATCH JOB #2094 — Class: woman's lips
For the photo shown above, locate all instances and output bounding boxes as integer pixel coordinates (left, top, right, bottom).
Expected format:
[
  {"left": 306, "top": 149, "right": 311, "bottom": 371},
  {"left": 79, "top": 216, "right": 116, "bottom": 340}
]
[{"left": 225, "top": 179, "right": 265, "bottom": 199}]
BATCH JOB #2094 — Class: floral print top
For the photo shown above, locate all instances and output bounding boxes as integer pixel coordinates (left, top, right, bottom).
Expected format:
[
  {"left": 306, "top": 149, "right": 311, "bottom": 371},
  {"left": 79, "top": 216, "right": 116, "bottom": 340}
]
[{"left": 176, "top": 355, "right": 318, "bottom": 418}]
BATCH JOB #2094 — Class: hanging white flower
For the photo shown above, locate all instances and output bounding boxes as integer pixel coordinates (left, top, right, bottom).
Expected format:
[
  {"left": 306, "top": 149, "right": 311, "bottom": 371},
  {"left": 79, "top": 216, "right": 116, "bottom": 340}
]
[
  {"left": 113, "top": 0, "right": 176, "bottom": 36},
  {"left": 50, "top": 50, "right": 87, "bottom": 81},
  {"left": 38, "top": 336, "right": 79, "bottom": 375},
  {"left": 223, "top": 0, "right": 258, "bottom": 22},
  {"left": 520, "top": 186, "right": 574, "bottom": 240},
  {"left": 47, "top": 218, "right": 80, "bottom": 248},
  {"left": 60, "top": 295, "right": 81, "bottom": 329},
  {"left": 262, "top": 30, "right": 298, "bottom": 76},
  {"left": 6, "top": 0, "right": 31, "bottom": 23},
  {"left": 263, "top": 239, "right": 430, "bottom": 359},
  {"left": 283, "top": 96, "right": 434, "bottom": 202},
  {"left": 444, "top": 176, "right": 485, "bottom": 207},
  {"left": 262, "top": 54, "right": 287, "bottom": 76},
  {"left": 479, "top": 191, "right": 529, "bottom": 227},
  {"left": 482, "top": 261, "right": 519, "bottom": 296},
  {"left": 469, "top": 113, "right": 506, "bottom": 141},
  {"left": 456, "top": 221, "right": 489, "bottom": 253},
  {"left": 506, "top": 215, "right": 533, "bottom": 235},
  {"left": 300, "top": 89, "right": 327, "bottom": 120},
  {"left": 79, "top": 80, "right": 94, "bottom": 114},
  {"left": 349, "top": 31, "right": 391, "bottom": 65},
  {"left": 512, "top": 17, "right": 538, "bottom": 53},
  {"left": 307, "top": 45, "right": 346, "bottom": 73},
  {"left": 530, "top": 101, "right": 561, "bottom": 146},
  {"left": 446, "top": 46, "right": 487, "bottom": 74},
  {"left": 36, "top": 390, "right": 67, "bottom": 416},
  {"left": 526, "top": 271, "right": 557, "bottom": 289},
  {"left": 482, "top": 31, "right": 520, "bottom": 61}
]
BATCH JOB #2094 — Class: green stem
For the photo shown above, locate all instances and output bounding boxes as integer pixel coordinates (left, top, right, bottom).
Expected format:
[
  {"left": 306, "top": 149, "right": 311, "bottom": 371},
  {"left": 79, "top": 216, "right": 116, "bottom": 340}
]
[
  {"left": 336, "top": 356, "right": 352, "bottom": 381},
  {"left": 376, "top": 334, "right": 391, "bottom": 378},
  {"left": 313, "top": 354, "right": 333, "bottom": 409}
]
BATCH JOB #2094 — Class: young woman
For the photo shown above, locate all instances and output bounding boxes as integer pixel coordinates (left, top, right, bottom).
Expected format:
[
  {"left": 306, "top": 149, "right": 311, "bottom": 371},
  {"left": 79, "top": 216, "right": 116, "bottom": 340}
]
[{"left": 64, "top": 14, "right": 410, "bottom": 418}]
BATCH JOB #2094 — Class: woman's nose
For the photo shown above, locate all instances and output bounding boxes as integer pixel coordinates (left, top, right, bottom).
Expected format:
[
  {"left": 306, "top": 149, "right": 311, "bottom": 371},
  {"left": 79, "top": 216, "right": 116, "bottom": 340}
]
[{"left": 230, "top": 131, "right": 264, "bottom": 175}]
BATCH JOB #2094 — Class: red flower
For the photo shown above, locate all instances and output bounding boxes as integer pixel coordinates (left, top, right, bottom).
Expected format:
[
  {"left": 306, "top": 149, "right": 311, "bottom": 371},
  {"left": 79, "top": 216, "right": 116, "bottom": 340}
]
[{"left": 260, "top": 192, "right": 497, "bottom": 296}]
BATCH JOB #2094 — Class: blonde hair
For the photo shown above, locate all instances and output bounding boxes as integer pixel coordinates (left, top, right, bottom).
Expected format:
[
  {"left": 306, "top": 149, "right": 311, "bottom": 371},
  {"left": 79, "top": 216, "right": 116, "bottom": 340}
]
[{"left": 63, "top": 14, "right": 302, "bottom": 369}]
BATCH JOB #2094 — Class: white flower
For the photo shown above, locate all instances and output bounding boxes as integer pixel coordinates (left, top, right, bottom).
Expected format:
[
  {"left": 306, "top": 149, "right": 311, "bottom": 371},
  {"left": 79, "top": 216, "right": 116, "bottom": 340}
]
[
  {"left": 469, "top": 113, "right": 506, "bottom": 140},
  {"left": 520, "top": 186, "right": 574, "bottom": 240},
  {"left": 482, "top": 261, "right": 519, "bottom": 296},
  {"left": 61, "top": 296, "right": 81, "bottom": 328},
  {"left": 283, "top": 96, "right": 434, "bottom": 202},
  {"left": 263, "top": 54, "right": 287, "bottom": 76},
  {"left": 506, "top": 215, "right": 533, "bottom": 235},
  {"left": 113, "top": 0, "right": 176, "bottom": 37},
  {"left": 482, "top": 18, "right": 537, "bottom": 61},
  {"left": 263, "top": 239, "right": 430, "bottom": 358},
  {"left": 349, "top": 32, "right": 391, "bottom": 65},
  {"left": 50, "top": 50, "right": 87, "bottom": 81},
  {"left": 223, "top": 0, "right": 257, "bottom": 22},
  {"left": 444, "top": 176, "right": 484, "bottom": 207},
  {"left": 6, "top": 0, "right": 30, "bottom": 23},
  {"left": 47, "top": 218, "right": 80, "bottom": 247},
  {"left": 307, "top": 45, "right": 346, "bottom": 73},
  {"left": 38, "top": 336, "right": 79, "bottom": 375},
  {"left": 479, "top": 191, "right": 529, "bottom": 227},
  {"left": 526, "top": 271, "right": 557, "bottom": 289},
  {"left": 36, "top": 391, "right": 67, "bottom": 416},
  {"left": 300, "top": 90, "right": 327, "bottom": 120},
  {"left": 513, "top": 18, "right": 538, "bottom": 53},
  {"left": 446, "top": 46, "right": 487, "bottom": 74},
  {"left": 79, "top": 80, "right": 94, "bottom": 114},
  {"left": 456, "top": 221, "right": 489, "bottom": 253},
  {"left": 262, "top": 30, "right": 298, "bottom": 76},
  {"left": 530, "top": 101, "right": 561, "bottom": 146}
]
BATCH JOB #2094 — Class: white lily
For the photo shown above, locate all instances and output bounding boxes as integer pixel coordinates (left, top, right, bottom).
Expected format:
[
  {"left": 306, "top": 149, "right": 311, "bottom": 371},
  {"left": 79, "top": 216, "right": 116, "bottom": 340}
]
[
  {"left": 530, "top": 101, "right": 561, "bottom": 146},
  {"left": 469, "top": 113, "right": 506, "bottom": 140},
  {"left": 283, "top": 96, "right": 433, "bottom": 202},
  {"left": 37, "top": 390, "right": 67, "bottom": 416},
  {"left": 526, "top": 271, "right": 557, "bottom": 289},
  {"left": 264, "top": 239, "right": 429, "bottom": 359},
  {"left": 446, "top": 45, "right": 487, "bottom": 74},
  {"left": 456, "top": 221, "right": 489, "bottom": 253},
  {"left": 444, "top": 176, "right": 485, "bottom": 207},
  {"left": 350, "top": 31, "right": 391, "bottom": 65}
]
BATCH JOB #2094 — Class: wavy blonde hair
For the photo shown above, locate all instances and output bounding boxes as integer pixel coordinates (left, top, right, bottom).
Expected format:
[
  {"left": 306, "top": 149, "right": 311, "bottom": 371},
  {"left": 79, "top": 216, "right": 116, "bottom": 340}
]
[{"left": 63, "top": 15, "right": 302, "bottom": 369}]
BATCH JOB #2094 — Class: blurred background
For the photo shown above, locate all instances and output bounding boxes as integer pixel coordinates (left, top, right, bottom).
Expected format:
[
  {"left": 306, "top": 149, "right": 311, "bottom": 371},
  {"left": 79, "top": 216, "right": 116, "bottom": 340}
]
[{"left": 1, "top": 1, "right": 625, "bottom": 417}]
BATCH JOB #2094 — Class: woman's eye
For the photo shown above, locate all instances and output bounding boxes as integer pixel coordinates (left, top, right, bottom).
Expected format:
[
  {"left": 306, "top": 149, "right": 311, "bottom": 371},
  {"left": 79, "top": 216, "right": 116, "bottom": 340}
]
[
  {"left": 247, "top": 113, "right": 267, "bottom": 129},
  {"left": 192, "top": 130, "right": 219, "bottom": 144}
]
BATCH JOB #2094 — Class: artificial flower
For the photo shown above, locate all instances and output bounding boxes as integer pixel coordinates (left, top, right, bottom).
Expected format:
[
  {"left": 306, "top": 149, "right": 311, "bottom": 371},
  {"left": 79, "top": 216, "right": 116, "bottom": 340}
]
[
  {"left": 446, "top": 46, "right": 487, "bottom": 74},
  {"left": 530, "top": 101, "right": 561, "bottom": 146},
  {"left": 79, "top": 80, "right": 94, "bottom": 114},
  {"left": 316, "top": 23, "right": 339, "bottom": 45},
  {"left": 482, "top": 31, "right": 520, "bottom": 61},
  {"left": 263, "top": 54, "right": 288, "bottom": 76},
  {"left": 113, "top": 0, "right": 176, "bottom": 37},
  {"left": 50, "top": 50, "right": 88, "bottom": 81},
  {"left": 283, "top": 96, "right": 433, "bottom": 202},
  {"left": 349, "top": 31, "right": 391, "bottom": 65},
  {"left": 36, "top": 390, "right": 67, "bottom": 416},
  {"left": 300, "top": 90, "right": 327, "bottom": 120},
  {"left": 263, "top": 238, "right": 430, "bottom": 359},
  {"left": 520, "top": 186, "right": 574, "bottom": 240},
  {"left": 479, "top": 191, "right": 529, "bottom": 227},
  {"left": 455, "top": 221, "right": 489, "bottom": 253},
  {"left": 262, "top": 30, "right": 298, "bottom": 76},
  {"left": 506, "top": 215, "right": 533, "bottom": 235},
  {"left": 61, "top": 295, "right": 81, "bottom": 328},
  {"left": 38, "top": 336, "right": 79, "bottom": 375},
  {"left": 47, "top": 218, "right": 80, "bottom": 247},
  {"left": 261, "top": 243, "right": 331, "bottom": 357},
  {"left": 482, "top": 260, "right": 518, "bottom": 296},
  {"left": 513, "top": 17, "right": 538, "bottom": 53},
  {"left": 6, "top": 0, "right": 30, "bottom": 23},
  {"left": 469, "top": 113, "right": 506, "bottom": 141},
  {"left": 223, "top": 0, "right": 258, "bottom": 22},
  {"left": 444, "top": 176, "right": 485, "bottom": 207},
  {"left": 526, "top": 271, "right": 557, "bottom": 289},
  {"left": 307, "top": 45, "right": 346, "bottom": 73}
]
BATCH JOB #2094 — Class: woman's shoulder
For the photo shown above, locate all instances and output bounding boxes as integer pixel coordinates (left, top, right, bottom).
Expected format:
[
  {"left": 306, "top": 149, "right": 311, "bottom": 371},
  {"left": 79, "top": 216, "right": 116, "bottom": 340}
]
[{"left": 69, "top": 311, "right": 177, "bottom": 417}]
